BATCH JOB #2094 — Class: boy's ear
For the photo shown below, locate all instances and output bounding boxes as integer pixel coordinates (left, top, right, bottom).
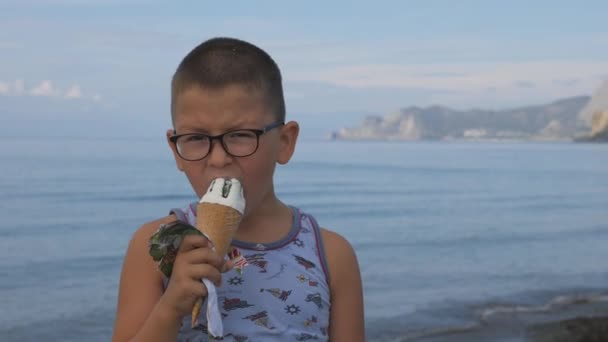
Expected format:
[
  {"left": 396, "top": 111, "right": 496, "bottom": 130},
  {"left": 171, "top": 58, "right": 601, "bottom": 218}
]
[
  {"left": 277, "top": 121, "right": 299, "bottom": 165},
  {"left": 166, "top": 129, "right": 185, "bottom": 171}
]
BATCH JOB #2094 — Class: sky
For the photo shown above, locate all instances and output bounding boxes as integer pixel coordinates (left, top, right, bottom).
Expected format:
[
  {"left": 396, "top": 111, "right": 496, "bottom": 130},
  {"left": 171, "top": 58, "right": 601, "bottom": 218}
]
[{"left": 1, "top": 0, "right": 607, "bottom": 138}]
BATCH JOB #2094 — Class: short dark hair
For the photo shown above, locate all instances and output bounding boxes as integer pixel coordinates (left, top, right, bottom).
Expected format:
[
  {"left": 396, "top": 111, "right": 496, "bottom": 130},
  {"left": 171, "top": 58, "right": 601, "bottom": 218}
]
[{"left": 171, "top": 37, "right": 286, "bottom": 125}]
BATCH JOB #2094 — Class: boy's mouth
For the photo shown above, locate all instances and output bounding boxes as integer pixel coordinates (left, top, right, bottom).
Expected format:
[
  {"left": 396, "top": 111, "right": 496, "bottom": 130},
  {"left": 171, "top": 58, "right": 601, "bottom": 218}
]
[{"left": 204, "top": 176, "right": 244, "bottom": 193}]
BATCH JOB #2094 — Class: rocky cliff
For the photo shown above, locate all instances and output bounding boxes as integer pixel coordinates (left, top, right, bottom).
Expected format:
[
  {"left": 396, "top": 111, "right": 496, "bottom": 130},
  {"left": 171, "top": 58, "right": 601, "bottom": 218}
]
[
  {"left": 578, "top": 81, "right": 608, "bottom": 126},
  {"left": 582, "top": 110, "right": 608, "bottom": 142},
  {"left": 333, "top": 96, "right": 590, "bottom": 141}
]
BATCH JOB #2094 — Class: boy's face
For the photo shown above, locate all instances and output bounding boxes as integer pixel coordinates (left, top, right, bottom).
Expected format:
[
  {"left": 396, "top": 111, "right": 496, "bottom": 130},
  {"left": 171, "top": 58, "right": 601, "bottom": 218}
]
[{"left": 167, "top": 85, "right": 298, "bottom": 216}]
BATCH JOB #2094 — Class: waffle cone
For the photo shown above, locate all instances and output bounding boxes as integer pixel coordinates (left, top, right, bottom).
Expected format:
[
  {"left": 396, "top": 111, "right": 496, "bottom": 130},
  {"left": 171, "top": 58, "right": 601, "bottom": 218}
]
[
  {"left": 191, "top": 201, "right": 243, "bottom": 327},
  {"left": 196, "top": 202, "right": 242, "bottom": 256}
]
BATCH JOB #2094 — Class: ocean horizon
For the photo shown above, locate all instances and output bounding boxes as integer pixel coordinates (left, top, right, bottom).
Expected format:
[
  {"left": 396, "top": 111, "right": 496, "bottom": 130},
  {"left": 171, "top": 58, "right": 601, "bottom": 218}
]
[{"left": 1, "top": 137, "right": 607, "bottom": 341}]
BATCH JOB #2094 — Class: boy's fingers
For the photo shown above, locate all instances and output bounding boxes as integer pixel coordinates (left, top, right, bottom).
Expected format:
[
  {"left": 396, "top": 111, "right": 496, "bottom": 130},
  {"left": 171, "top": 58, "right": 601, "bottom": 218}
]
[
  {"left": 221, "top": 259, "right": 234, "bottom": 273},
  {"left": 188, "top": 281, "right": 208, "bottom": 298},
  {"left": 178, "top": 234, "right": 209, "bottom": 253},
  {"left": 189, "top": 265, "right": 222, "bottom": 287},
  {"left": 185, "top": 248, "right": 224, "bottom": 269}
]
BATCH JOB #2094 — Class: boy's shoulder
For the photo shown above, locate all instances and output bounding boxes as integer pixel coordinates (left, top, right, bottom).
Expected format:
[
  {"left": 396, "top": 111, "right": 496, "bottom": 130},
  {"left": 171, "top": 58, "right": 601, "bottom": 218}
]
[
  {"left": 318, "top": 227, "right": 360, "bottom": 289},
  {"left": 319, "top": 228, "right": 356, "bottom": 261},
  {"left": 132, "top": 214, "right": 179, "bottom": 243},
  {"left": 319, "top": 228, "right": 352, "bottom": 253},
  {"left": 125, "top": 214, "right": 179, "bottom": 267}
]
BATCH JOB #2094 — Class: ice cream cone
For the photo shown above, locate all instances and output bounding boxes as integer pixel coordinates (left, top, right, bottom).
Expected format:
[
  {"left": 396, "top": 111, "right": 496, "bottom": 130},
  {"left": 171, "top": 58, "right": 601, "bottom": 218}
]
[
  {"left": 197, "top": 202, "right": 242, "bottom": 256},
  {"left": 191, "top": 178, "right": 245, "bottom": 328}
]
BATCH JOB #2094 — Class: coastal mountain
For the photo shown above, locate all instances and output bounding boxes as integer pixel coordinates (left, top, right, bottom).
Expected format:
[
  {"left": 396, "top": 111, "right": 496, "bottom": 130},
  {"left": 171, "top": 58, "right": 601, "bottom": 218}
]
[
  {"left": 331, "top": 96, "right": 590, "bottom": 141},
  {"left": 576, "top": 81, "right": 608, "bottom": 142},
  {"left": 578, "top": 81, "right": 608, "bottom": 126},
  {"left": 579, "top": 110, "right": 608, "bottom": 142}
]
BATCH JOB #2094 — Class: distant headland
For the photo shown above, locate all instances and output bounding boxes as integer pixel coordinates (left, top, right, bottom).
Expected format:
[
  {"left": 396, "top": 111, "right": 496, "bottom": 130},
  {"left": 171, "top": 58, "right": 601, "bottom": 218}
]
[{"left": 331, "top": 82, "right": 608, "bottom": 143}]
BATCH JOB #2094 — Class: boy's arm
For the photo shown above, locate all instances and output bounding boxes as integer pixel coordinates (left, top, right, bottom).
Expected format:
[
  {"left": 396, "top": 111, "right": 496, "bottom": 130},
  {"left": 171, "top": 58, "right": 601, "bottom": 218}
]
[
  {"left": 321, "top": 229, "right": 365, "bottom": 341},
  {"left": 112, "top": 216, "right": 182, "bottom": 342}
]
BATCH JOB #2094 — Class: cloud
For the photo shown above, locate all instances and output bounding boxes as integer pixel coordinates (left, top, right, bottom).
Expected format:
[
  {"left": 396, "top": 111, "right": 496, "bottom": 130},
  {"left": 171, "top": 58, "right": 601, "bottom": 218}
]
[
  {"left": 0, "top": 79, "right": 25, "bottom": 95},
  {"left": 65, "top": 84, "right": 82, "bottom": 98},
  {"left": 286, "top": 61, "right": 608, "bottom": 98},
  {"left": 14, "top": 79, "right": 24, "bottom": 94},
  {"left": 285, "top": 90, "right": 306, "bottom": 100},
  {"left": 552, "top": 78, "right": 580, "bottom": 87},
  {"left": 514, "top": 80, "right": 535, "bottom": 89},
  {"left": 0, "top": 78, "right": 101, "bottom": 102},
  {"left": 30, "top": 80, "right": 56, "bottom": 96},
  {"left": 12, "top": 0, "right": 146, "bottom": 5},
  {"left": 0, "top": 42, "right": 20, "bottom": 49},
  {"left": 0, "top": 81, "right": 9, "bottom": 94}
]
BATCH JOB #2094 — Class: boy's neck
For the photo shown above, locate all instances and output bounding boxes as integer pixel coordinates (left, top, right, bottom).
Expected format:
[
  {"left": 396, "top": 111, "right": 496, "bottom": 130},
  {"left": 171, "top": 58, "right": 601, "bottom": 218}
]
[{"left": 234, "top": 192, "right": 293, "bottom": 244}]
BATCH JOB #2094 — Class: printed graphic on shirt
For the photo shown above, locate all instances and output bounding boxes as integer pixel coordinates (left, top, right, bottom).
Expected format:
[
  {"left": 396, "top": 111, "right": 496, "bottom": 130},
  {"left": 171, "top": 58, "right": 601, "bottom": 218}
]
[
  {"left": 209, "top": 333, "right": 225, "bottom": 341},
  {"left": 296, "top": 274, "right": 319, "bottom": 287},
  {"left": 305, "top": 293, "right": 324, "bottom": 309},
  {"left": 228, "top": 247, "right": 249, "bottom": 274},
  {"left": 265, "top": 263, "right": 287, "bottom": 280},
  {"left": 260, "top": 288, "right": 292, "bottom": 301},
  {"left": 285, "top": 304, "right": 301, "bottom": 315},
  {"left": 192, "top": 323, "right": 208, "bottom": 333},
  {"left": 223, "top": 297, "right": 254, "bottom": 311},
  {"left": 293, "top": 254, "right": 316, "bottom": 270},
  {"left": 228, "top": 276, "right": 244, "bottom": 286},
  {"left": 244, "top": 253, "right": 268, "bottom": 273},
  {"left": 253, "top": 243, "right": 267, "bottom": 251},
  {"left": 173, "top": 206, "right": 331, "bottom": 340},
  {"left": 243, "top": 311, "right": 275, "bottom": 330},
  {"left": 224, "top": 333, "right": 249, "bottom": 342},
  {"left": 295, "top": 333, "right": 319, "bottom": 341},
  {"left": 304, "top": 315, "right": 318, "bottom": 327}
]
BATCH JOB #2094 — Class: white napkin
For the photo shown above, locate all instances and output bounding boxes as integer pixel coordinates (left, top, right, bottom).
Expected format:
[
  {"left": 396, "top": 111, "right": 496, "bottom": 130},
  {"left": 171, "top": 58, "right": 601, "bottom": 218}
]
[{"left": 201, "top": 278, "right": 223, "bottom": 337}]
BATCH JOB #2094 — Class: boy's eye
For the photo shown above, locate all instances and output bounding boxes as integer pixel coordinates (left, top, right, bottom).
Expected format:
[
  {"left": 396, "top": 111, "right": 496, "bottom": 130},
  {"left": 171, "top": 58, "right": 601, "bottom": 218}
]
[
  {"left": 183, "top": 134, "right": 208, "bottom": 143},
  {"left": 227, "top": 131, "right": 255, "bottom": 139}
]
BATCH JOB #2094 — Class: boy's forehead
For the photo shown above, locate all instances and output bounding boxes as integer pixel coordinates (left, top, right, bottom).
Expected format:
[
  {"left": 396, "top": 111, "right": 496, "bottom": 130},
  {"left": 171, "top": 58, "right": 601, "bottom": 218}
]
[{"left": 173, "top": 85, "right": 273, "bottom": 131}]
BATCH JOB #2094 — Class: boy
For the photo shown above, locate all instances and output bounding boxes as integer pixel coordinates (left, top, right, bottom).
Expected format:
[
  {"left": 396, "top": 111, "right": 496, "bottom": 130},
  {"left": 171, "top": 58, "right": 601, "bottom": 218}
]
[{"left": 112, "top": 37, "right": 364, "bottom": 341}]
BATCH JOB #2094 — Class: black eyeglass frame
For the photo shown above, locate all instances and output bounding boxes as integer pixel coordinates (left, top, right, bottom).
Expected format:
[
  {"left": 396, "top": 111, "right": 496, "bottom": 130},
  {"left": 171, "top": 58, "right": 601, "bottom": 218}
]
[{"left": 169, "top": 121, "right": 285, "bottom": 161}]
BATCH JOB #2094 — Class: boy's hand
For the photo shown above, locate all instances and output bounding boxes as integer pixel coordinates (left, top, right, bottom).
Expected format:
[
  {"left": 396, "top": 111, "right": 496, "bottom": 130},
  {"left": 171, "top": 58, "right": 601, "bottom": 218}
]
[{"left": 157, "top": 234, "right": 229, "bottom": 320}]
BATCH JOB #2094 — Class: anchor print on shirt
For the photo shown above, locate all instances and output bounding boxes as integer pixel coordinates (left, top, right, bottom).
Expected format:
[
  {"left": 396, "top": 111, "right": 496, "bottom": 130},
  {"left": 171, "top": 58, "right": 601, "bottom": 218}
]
[
  {"left": 293, "top": 254, "right": 316, "bottom": 270},
  {"left": 260, "top": 288, "right": 292, "bottom": 301},
  {"left": 243, "top": 311, "right": 275, "bottom": 330},
  {"left": 244, "top": 253, "right": 268, "bottom": 273}
]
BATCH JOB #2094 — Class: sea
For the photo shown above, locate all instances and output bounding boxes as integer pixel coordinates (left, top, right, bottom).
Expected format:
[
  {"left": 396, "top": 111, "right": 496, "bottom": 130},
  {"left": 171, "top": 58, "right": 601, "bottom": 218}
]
[{"left": 1, "top": 137, "right": 607, "bottom": 341}]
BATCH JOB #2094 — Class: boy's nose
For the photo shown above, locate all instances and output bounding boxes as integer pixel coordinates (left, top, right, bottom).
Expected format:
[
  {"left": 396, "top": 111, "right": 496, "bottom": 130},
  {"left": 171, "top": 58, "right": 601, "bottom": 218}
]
[{"left": 206, "top": 139, "right": 233, "bottom": 167}]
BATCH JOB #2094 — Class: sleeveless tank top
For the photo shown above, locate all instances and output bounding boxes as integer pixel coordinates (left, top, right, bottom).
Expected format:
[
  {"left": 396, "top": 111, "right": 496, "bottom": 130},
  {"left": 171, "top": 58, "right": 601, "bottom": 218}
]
[{"left": 166, "top": 203, "right": 331, "bottom": 341}]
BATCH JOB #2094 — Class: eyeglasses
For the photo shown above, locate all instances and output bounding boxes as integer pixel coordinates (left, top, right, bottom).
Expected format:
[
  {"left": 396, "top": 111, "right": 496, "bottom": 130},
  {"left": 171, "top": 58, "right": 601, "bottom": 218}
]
[{"left": 169, "top": 121, "right": 284, "bottom": 161}]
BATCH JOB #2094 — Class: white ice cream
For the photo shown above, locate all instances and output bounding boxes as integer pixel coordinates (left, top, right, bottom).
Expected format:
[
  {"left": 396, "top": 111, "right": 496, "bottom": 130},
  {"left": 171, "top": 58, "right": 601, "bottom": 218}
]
[{"left": 199, "top": 178, "right": 246, "bottom": 214}]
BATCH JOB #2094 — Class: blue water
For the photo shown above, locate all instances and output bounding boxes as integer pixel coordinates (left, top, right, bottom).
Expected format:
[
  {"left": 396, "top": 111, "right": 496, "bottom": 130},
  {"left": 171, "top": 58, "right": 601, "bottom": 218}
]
[{"left": 1, "top": 137, "right": 607, "bottom": 341}]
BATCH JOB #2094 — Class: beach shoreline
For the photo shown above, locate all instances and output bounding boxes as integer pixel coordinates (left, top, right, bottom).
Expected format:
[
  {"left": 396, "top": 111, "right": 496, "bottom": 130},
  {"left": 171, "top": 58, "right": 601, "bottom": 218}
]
[
  {"left": 367, "top": 289, "right": 608, "bottom": 341},
  {"left": 527, "top": 316, "right": 608, "bottom": 342}
]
